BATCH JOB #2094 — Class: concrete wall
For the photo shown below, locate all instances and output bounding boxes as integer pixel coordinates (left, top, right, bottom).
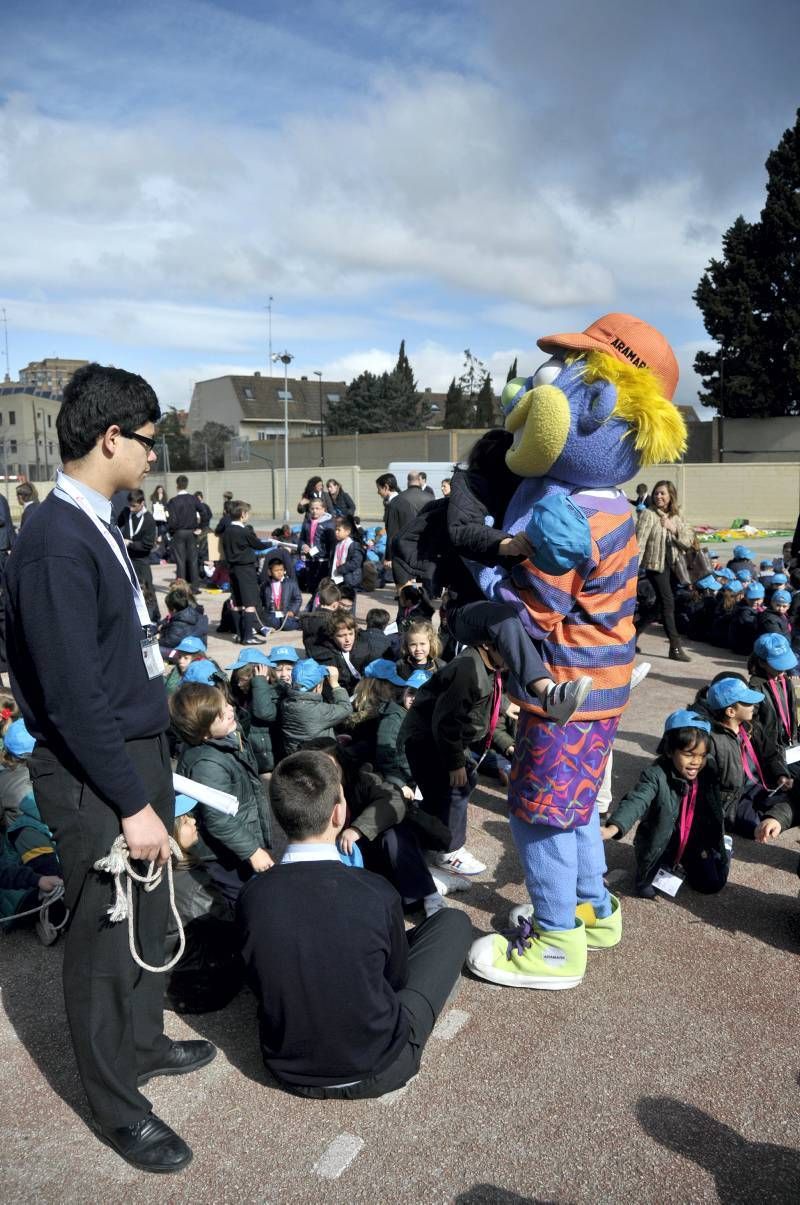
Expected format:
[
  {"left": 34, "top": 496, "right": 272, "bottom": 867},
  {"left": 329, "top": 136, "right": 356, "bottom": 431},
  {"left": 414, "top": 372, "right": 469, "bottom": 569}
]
[
  {"left": 224, "top": 428, "right": 491, "bottom": 472},
  {"left": 712, "top": 416, "right": 800, "bottom": 462}
]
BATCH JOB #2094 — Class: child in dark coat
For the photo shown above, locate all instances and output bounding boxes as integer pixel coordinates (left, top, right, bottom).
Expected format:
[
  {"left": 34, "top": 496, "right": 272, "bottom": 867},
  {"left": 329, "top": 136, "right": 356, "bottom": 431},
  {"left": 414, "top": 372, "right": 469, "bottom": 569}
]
[
  {"left": 602, "top": 710, "right": 729, "bottom": 897},
  {"left": 158, "top": 580, "right": 209, "bottom": 651}
]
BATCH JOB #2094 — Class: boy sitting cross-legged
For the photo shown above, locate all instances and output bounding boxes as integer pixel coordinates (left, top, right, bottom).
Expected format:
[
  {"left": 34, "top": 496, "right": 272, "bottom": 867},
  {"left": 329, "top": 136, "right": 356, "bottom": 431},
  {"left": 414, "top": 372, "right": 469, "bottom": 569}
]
[{"left": 237, "top": 750, "right": 472, "bottom": 1099}]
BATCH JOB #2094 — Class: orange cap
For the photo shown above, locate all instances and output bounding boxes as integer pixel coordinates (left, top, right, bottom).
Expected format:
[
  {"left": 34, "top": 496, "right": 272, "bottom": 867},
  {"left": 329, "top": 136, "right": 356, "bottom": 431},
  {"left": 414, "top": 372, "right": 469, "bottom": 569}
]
[{"left": 537, "top": 313, "right": 679, "bottom": 400}]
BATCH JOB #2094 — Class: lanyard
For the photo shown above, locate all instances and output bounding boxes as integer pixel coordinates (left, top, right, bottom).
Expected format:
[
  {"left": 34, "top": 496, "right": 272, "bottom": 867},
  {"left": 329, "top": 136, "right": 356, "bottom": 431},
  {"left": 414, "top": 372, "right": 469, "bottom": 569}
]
[
  {"left": 768, "top": 677, "right": 792, "bottom": 739},
  {"left": 335, "top": 538, "right": 351, "bottom": 568},
  {"left": 272, "top": 582, "right": 282, "bottom": 607},
  {"left": 56, "top": 472, "right": 151, "bottom": 628},
  {"left": 739, "top": 727, "right": 767, "bottom": 789},
  {"left": 674, "top": 780, "right": 698, "bottom": 866},
  {"left": 483, "top": 671, "right": 504, "bottom": 752},
  {"left": 127, "top": 510, "right": 145, "bottom": 539}
]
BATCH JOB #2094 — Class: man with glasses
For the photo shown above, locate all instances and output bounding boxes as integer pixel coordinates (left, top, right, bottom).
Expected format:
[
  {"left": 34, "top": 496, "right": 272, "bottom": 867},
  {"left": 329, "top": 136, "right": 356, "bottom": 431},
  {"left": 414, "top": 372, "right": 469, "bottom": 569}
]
[{"left": 4, "top": 363, "right": 213, "bottom": 1174}]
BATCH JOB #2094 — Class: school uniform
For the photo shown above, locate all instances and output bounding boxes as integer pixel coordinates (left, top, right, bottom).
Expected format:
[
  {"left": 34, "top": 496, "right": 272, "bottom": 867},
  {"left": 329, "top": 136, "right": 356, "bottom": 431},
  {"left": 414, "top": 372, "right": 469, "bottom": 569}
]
[
  {"left": 298, "top": 513, "right": 335, "bottom": 593},
  {"left": 330, "top": 536, "right": 364, "bottom": 589},
  {"left": 167, "top": 490, "right": 202, "bottom": 591},
  {"left": 260, "top": 575, "right": 302, "bottom": 631}
]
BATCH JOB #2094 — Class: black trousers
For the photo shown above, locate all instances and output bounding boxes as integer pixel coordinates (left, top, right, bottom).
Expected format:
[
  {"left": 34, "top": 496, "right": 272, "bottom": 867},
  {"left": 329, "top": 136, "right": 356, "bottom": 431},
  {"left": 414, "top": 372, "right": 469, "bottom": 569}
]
[
  {"left": 449, "top": 601, "right": 551, "bottom": 692},
  {"left": 229, "top": 563, "right": 261, "bottom": 609},
  {"left": 286, "top": 908, "right": 472, "bottom": 1099},
  {"left": 406, "top": 739, "right": 477, "bottom": 853},
  {"left": 171, "top": 529, "right": 200, "bottom": 591},
  {"left": 636, "top": 567, "right": 680, "bottom": 645},
  {"left": 29, "top": 734, "right": 175, "bottom": 1127}
]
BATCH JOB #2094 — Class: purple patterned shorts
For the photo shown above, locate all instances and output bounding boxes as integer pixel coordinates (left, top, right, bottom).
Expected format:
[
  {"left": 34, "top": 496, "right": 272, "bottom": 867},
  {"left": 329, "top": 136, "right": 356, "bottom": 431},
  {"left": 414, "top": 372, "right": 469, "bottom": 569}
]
[{"left": 508, "top": 712, "right": 619, "bottom": 830}]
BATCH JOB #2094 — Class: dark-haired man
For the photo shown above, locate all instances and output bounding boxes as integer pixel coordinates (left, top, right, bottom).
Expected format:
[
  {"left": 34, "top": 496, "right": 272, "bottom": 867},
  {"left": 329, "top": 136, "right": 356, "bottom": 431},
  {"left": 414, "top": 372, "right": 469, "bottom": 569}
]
[
  {"left": 167, "top": 474, "right": 201, "bottom": 592},
  {"left": 4, "top": 363, "right": 214, "bottom": 1174},
  {"left": 117, "top": 488, "right": 159, "bottom": 620},
  {"left": 376, "top": 472, "right": 413, "bottom": 588}
]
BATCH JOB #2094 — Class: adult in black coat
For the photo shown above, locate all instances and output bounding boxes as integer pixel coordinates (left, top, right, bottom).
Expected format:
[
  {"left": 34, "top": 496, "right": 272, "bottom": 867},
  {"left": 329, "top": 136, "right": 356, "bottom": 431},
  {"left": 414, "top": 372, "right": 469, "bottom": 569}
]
[
  {"left": 376, "top": 472, "right": 423, "bottom": 588},
  {"left": 324, "top": 478, "right": 355, "bottom": 518}
]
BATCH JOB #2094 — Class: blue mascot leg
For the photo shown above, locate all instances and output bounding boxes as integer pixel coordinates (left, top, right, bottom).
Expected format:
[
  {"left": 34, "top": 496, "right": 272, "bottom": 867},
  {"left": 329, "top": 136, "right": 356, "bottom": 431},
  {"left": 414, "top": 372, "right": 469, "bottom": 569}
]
[
  {"left": 575, "top": 805, "right": 612, "bottom": 919},
  {"left": 508, "top": 815, "right": 577, "bottom": 931}
]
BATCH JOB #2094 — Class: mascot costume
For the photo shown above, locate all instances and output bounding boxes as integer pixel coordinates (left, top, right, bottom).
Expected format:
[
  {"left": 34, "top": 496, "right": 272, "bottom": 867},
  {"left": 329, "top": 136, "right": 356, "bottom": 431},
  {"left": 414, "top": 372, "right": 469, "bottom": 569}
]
[{"left": 467, "top": 313, "right": 686, "bottom": 989}]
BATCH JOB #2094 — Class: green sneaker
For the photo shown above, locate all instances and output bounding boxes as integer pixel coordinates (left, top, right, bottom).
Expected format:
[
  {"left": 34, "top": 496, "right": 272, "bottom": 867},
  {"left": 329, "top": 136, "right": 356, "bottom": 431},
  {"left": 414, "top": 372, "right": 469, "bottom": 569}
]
[
  {"left": 579, "top": 894, "right": 622, "bottom": 950},
  {"left": 508, "top": 895, "right": 622, "bottom": 952},
  {"left": 467, "top": 917, "right": 587, "bottom": 989}
]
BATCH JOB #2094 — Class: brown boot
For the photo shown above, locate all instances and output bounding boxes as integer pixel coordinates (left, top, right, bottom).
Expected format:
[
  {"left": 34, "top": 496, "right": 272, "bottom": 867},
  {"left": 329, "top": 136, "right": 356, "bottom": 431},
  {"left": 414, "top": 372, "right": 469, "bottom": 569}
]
[{"left": 669, "top": 644, "right": 691, "bottom": 662}]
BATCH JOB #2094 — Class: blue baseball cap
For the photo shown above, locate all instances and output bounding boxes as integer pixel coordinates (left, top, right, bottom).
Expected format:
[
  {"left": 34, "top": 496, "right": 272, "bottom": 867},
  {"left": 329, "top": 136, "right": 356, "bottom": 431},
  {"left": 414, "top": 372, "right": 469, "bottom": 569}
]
[
  {"left": 174, "top": 636, "right": 207, "bottom": 654},
  {"left": 364, "top": 658, "right": 407, "bottom": 687},
  {"left": 174, "top": 793, "right": 197, "bottom": 817},
  {"left": 4, "top": 719, "right": 35, "bottom": 758},
  {"left": 292, "top": 658, "right": 329, "bottom": 690},
  {"left": 182, "top": 660, "right": 218, "bottom": 685},
  {"left": 269, "top": 644, "right": 300, "bottom": 664},
  {"left": 722, "top": 580, "right": 743, "bottom": 594},
  {"left": 707, "top": 677, "right": 764, "bottom": 711},
  {"left": 745, "top": 582, "right": 765, "bottom": 600},
  {"left": 404, "top": 668, "right": 432, "bottom": 690},
  {"left": 697, "top": 575, "right": 721, "bottom": 592},
  {"left": 735, "top": 569, "right": 752, "bottom": 582},
  {"left": 525, "top": 494, "right": 592, "bottom": 576},
  {"left": 226, "top": 648, "right": 272, "bottom": 672},
  {"left": 718, "top": 568, "right": 736, "bottom": 581},
  {"left": 753, "top": 633, "right": 797, "bottom": 671},
  {"left": 760, "top": 559, "right": 773, "bottom": 569},
  {"left": 733, "top": 544, "right": 754, "bottom": 559},
  {"left": 772, "top": 590, "right": 791, "bottom": 606},
  {"left": 771, "top": 573, "right": 788, "bottom": 585},
  {"left": 664, "top": 709, "right": 711, "bottom": 735}
]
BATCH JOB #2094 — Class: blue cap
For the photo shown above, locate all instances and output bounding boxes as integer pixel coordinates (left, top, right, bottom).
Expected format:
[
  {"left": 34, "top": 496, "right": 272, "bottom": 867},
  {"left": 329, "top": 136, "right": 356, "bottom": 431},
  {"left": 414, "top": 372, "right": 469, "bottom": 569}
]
[
  {"left": 269, "top": 644, "right": 300, "bottom": 664},
  {"left": 745, "top": 583, "right": 765, "bottom": 600},
  {"left": 182, "top": 660, "right": 218, "bottom": 685},
  {"left": 364, "top": 658, "right": 407, "bottom": 687},
  {"left": 760, "top": 559, "right": 773, "bottom": 569},
  {"left": 174, "top": 636, "right": 207, "bottom": 654},
  {"left": 707, "top": 677, "right": 764, "bottom": 711},
  {"left": 664, "top": 709, "right": 711, "bottom": 735},
  {"left": 709, "top": 551, "right": 720, "bottom": 560},
  {"left": 772, "top": 590, "right": 791, "bottom": 606},
  {"left": 4, "top": 718, "right": 35, "bottom": 757},
  {"left": 733, "top": 544, "right": 754, "bottom": 559},
  {"left": 735, "top": 569, "right": 752, "bottom": 582},
  {"left": 404, "top": 668, "right": 432, "bottom": 690},
  {"left": 753, "top": 633, "right": 797, "bottom": 671},
  {"left": 525, "top": 494, "right": 592, "bottom": 576},
  {"left": 174, "top": 793, "right": 197, "bottom": 817},
  {"left": 723, "top": 580, "right": 743, "bottom": 594},
  {"left": 771, "top": 573, "right": 788, "bottom": 585},
  {"left": 697, "top": 575, "right": 721, "bottom": 592},
  {"left": 719, "top": 568, "right": 736, "bottom": 581},
  {"left": 293, "top": 658, "right": 329, "bottom": 690},
  {"left": 226, "top": 648, "right": 272, "bottom": 672}
]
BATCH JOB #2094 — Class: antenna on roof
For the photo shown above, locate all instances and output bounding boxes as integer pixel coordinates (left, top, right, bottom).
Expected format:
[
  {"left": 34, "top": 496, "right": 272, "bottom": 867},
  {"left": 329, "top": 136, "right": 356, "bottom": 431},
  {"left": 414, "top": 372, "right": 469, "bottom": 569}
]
[
  {"left": 267, "top": 296, "right": 273, "bottom": 376},
  {"left": 1, "top": 309, "right": 10, "bottom": 382}
]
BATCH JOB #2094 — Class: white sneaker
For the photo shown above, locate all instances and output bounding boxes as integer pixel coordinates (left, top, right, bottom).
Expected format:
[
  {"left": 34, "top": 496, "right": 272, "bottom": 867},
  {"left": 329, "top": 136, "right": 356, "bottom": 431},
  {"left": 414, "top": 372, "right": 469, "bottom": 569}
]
[
  {"left": 543, "top": 676, "right": 593, "bottom": 724},
  {"left": 434, "top": 847, "right": 487, "bottom": 876},
  {"left": 630, "top": 661, "right": 652, "bottom": 691},
  {"left": 423, "top": 892, "right": 448, "bottom": 917},
  {"left": 430, "top": 868, "right": 473, "bottom": 896}
]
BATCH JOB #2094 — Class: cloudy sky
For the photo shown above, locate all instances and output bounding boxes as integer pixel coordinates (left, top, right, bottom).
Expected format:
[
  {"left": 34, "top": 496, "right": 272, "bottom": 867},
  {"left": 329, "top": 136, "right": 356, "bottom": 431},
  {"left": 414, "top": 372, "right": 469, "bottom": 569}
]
[{"left": 2, "top": 0, "right": 798, "bottom": 415}]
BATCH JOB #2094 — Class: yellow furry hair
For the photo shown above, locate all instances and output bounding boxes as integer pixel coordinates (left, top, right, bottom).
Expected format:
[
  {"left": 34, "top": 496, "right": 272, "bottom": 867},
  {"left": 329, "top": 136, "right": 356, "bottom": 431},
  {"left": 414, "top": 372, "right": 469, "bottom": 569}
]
[{"left": 572, "top": 351, "right": 687, "bottom": 466}]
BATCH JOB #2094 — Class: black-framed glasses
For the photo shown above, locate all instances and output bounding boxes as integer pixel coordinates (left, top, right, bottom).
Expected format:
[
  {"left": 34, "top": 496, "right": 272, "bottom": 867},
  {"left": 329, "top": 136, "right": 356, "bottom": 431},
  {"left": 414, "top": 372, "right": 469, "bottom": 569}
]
[{"left": 122, "top": 431, "right": 158, "bottom": 454}]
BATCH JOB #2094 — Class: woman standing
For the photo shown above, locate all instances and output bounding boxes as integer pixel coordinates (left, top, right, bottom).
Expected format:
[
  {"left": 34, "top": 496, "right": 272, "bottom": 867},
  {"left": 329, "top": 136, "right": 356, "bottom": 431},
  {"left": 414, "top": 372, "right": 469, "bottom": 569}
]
[
  {"left": 325, "top": 478, "right": 355, "bottom": 518},
  {"left": 296, "top": 476, "right": 325, "bottom": 517},
  {"left": 635, "top": 479, "right": 694, "bottom": 662},
  {"left": 150, "top": 483, "right": 168, "bottom": 559}
]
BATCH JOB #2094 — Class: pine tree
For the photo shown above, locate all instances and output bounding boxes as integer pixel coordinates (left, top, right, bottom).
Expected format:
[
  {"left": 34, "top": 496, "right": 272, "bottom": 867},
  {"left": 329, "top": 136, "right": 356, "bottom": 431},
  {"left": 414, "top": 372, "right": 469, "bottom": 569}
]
[
  {"left": 457, "top": 349, "right": 488, "bottom": 427},
  {"left": 694, "top": 108, "right": 800, "bottom": 417},
  {"left": 475, "top": 374, "right": 497, "bottom": 426},
  {"left": 325, "top": 370, "right": 385, "bottom": 433},
  {"left": 443, "top": 377, "right": 468, "bottom": 428},
  {"left": 383, "top": 339, "right": 421, "bottom": 429},
  {"left": 506, "top": 356, "right": 518, "bottom": 382}
]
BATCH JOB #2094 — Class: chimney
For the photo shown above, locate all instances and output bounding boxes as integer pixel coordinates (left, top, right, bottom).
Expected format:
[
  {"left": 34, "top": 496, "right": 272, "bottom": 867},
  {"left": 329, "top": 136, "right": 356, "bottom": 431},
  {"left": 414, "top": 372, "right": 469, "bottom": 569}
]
[{"left": 254, "top": 371, "right": 261, "bottom": 377}]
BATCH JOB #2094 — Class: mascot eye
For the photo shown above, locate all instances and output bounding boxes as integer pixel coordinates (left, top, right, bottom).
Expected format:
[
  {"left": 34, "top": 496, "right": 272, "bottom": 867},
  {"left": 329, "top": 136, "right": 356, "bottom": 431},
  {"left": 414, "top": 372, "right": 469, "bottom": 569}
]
[{"left": 577, "top": 380, "right": 617, "bottom": 434}]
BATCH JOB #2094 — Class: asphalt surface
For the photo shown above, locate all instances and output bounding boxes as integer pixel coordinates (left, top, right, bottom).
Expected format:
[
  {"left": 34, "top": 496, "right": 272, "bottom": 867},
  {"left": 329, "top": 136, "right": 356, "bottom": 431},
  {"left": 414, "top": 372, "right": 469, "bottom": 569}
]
[{"left": 2, "top": 544, "right": 799, "bottom": 1204}]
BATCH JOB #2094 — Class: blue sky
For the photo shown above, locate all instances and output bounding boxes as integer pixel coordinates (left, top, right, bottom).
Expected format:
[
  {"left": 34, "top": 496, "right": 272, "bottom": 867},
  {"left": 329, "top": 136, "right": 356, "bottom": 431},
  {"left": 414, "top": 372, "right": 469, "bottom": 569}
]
[{"left": 1, "top": 0, "right": 798, "bottom": 415}]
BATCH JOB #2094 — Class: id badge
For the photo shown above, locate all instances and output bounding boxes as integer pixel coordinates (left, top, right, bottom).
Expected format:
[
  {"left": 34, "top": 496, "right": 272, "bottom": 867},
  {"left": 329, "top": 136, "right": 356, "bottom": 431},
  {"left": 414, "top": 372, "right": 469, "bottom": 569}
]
[
  {"left": 274, "top": 610, "right": 284, "bottom": 619},
  {"left": 141, "top": 635, "right": 165, "bottom": 680},
  {"left": 652, "top": 867, "right": 684, "bottom": 897}
]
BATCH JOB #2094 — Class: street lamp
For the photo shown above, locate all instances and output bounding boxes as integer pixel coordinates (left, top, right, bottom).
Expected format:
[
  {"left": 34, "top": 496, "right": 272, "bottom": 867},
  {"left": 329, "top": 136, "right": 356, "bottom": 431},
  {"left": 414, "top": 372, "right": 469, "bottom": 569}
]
[
  {"left": 272, "top": 350, "right": 294, "bottom": 521},
  {"left": 37, "top": 409, "right": 49, "bottom": 478},
  {"left": 313, "top": 370, "right": 325, "bottom": 468}
]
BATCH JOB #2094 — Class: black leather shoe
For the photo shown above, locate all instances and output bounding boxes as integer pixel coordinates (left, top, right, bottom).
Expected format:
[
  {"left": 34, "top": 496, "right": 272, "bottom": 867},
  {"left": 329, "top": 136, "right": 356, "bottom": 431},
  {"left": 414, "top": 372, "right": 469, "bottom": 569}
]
[
  {"left": 137, "top": 1039, "right": 217, "bottom": 1086},
  {"left": 92, "top": 1113, "right": 192, "bottom": 1173},
  {"left": 668, "top": 644, "right": 691, "bottom": 662}
]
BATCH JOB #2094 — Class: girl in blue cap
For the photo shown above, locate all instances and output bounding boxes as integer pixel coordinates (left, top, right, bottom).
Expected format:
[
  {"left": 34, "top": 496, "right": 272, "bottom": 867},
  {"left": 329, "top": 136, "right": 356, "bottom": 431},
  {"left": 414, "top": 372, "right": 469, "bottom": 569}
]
[
  {"left": 757, "top": 588, "right": 792, "bottom": 640},
  {"left": 602, "top": 710, "right": 729, "bottom": 898},
  {"left": 729, "top": 582, "right": 765, "bottom": 656}
]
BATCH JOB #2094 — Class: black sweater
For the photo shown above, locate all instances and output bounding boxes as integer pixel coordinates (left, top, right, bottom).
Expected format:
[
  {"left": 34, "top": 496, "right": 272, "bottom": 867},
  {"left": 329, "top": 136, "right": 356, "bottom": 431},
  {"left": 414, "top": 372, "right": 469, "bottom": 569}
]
[
  {"left": 4, "top": 494, "right": 170, "bottom": 816},
  {"left": 221, "top": 523, "right": 268, "bottom": 566},
  {"left": 167, "top": 492, "right": 201, "bottom": 534},
  {"left": 238, "top": 861, "right": 410, "bottom": 1086}
]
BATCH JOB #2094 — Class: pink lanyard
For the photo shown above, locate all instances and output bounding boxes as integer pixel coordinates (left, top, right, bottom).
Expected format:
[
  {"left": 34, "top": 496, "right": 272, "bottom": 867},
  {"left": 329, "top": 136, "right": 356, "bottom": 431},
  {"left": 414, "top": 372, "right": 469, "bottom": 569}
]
[
  {"left": 674, "top": 780, "right": 698, "bottom": 866},
  {"left": 272, "top": 583, "right": 281, "bottom": 608},
  {"left": 768, "top": 677, "right": 791, "bottom": 739},
  {"left": 483, "top": 672, "right": 503, "bottom": 751},
  {"left": 739, "top": 727, "right": 767, "bottom": 789}
]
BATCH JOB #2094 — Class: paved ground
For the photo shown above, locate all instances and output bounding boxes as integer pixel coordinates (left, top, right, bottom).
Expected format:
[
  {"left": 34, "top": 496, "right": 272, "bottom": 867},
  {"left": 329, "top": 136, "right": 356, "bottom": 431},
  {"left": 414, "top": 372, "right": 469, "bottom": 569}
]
[{"left": 2, "top": 539, "right": 799, "bottom": 1204}]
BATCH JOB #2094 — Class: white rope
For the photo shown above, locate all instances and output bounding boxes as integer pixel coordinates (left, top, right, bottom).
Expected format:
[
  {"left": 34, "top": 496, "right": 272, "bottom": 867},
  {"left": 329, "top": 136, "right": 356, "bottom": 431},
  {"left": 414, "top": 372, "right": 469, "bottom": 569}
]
[
  {"left": 93, "top": 835, "right": 186, "bottom": 974},
  {"left": 0, "top": 882, "right": 68, "bottom": 926}
]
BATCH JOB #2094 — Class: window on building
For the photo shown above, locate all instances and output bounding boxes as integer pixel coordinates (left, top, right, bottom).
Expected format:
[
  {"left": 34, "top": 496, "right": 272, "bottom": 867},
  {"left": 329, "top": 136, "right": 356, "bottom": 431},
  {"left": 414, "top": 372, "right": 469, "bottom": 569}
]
[
  {"left": 47, "top": 414, "right": 52, "bottom": 428},
  {"left": 9, "top": 440, "right": 17, "bottom": 454},
  {"left": 257, "top": 431, "right": 268, "bottom": 440},
  {"left": 277, "top": 390, "right": 293, "bottom": 401},
  {"left": 243, "top": 387, "right": 254, "bottom": 400},
  {"left": 48, "top": 442, "right": 54, "bottom": 457},
  {"left": 326, "top": 393, "right": 340, "bottom": 403},
  {"left": 8, "top": 411, "right": 15, "bottom": 425}
]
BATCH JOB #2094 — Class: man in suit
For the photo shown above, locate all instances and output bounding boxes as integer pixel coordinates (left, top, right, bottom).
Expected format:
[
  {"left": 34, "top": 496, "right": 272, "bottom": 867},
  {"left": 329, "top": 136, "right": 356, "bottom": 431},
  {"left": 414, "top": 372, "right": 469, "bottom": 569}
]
[{"left": 376, "top": 472, "right": 424, "bottom": 589}]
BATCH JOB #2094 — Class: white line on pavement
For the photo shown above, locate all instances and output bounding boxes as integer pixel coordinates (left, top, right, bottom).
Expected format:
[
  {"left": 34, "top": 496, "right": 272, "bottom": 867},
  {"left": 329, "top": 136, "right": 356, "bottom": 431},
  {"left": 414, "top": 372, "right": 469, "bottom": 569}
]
[
  {"left": 313, "top": 1134, "right": 364, "bottom": 1180},
  {"left": 431, "top": 1009, "right": 470, "bottom": 1040}
]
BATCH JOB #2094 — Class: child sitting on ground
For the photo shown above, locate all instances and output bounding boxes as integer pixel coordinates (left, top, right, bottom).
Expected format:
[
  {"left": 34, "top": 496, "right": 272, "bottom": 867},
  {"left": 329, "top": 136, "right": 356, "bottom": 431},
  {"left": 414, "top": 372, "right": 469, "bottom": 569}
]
[
  {"left": 170, "top": 684, "right": 274, "bottom": 901},
  {"left": 395, "top": 620, "right": 445, "bottom": 681},
  {"left": 365, "top": 660, "right": 431, "bottom": 797},
  {"left": 158, "top": 580, "right": 209, "bottom": 652},
  {"left": 236, "top": 749, "right": 472, "bottom": 1099},
  {"left": 279, "top": 659, "right": 352, "bottom": 755},
  {"left": 757, "top": 589, "right": 792, "bottom": 639},
  {"left": 260, "top": 556, "right": 302, "bottom": 632},
  {"left": 227, "top": 648, "right": 281, "bottom": 774},
  {"left": 330, "top": 514, "right": 364, "bottom": 590},
  {"left": 748, "top": 634, "right": 800, "bottom": 793},
  {"left": 601, "top": 710, "right": 729, "bottom": 898},
  {"left": 313, "top": 612, "right": 372, "bottom": 694},
  {"left": 396, "top": 581, "right": 436, "bottom": 632},
  {"left": 363, "top": 607, "right": 396, "bottom": 661},
  {"left": 164, "top": 636, "right": 215, "bottom": 696},
  {"left": 300, "top": 580, "right": 342, "bottom": 655},
  {"left": 728, "top": 583, "right": 764, "bottom": 657}
]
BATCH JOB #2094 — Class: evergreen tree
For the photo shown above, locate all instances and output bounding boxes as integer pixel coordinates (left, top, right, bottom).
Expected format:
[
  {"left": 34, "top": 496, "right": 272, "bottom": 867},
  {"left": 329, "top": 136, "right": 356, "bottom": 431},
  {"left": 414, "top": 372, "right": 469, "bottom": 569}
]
[
  {"left": 458, "top": 349, "right": 489, "bottom": 426},
  {"left": 475, "top": 374, "right": 497, "bottom": 426},
  {"left": 694, "top": 108, "right": 800, "bottom": 417},
  {"left": 190, "top": 421, "right": 235, "bottom": 470},
  {"left": 155, "top": 408, "right": 191, "bottom": 470},
  {"left": 443, "top": 377, "right": 468, "bottom": 428},
  {"left": 383, "top": 339, "right": 421, "bottom": 429},
  {"left": 325, "top": 370, "right": 385, "bottom": 434},
  {"left": 506, "top": 356, "right": 518, "bottom": 382}
]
